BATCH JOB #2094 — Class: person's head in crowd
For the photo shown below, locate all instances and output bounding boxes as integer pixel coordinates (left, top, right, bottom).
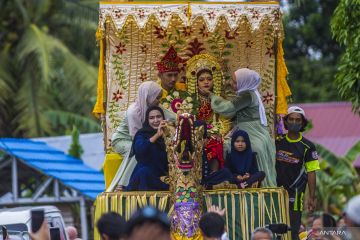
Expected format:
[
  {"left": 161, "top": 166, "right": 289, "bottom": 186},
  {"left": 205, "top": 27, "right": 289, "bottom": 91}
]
[
  {"left": 312, "top": 213, "right": 337, "bottom": 239},
  {"left": 345, "top": 195, "right": 360, "bottom": 227},
  {"left": 284, "top": 106, "right": 308, "bottom": 133},
  {"left": 312, "top": 213, "right": 337, "bottom": 229},
  {"left": 344, "top": 195, "right": 360, "bottom": 239},
  {"left": 126, "top": 206, "right": 171, "bottom": 240},
  {"left": 156, "top": 46, "right": 182, "bottom": 92},
  {"left": 306, "top": 213, "right": 317, "bottom": 228},
  {"left": 96, "top": 212, "right": 126, "bottom": 240},
  {"left": 199, "top": 212, "right": 225, "bottom": 240},
  {"left": 66, "top": 226, "right": 78, "bottom": 240},
  {"left": 251, "top": 227, "right": 273, "bottom": 240},
  {"left": 337, "top": 215, "right": 346, "bottom": 228}
]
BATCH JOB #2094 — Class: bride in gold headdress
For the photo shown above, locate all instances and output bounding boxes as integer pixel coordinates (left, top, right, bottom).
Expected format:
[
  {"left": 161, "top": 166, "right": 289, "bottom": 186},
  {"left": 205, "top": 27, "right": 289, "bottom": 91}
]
[{"left": 186, "top": 54, "right": 230, "bottom": 177}]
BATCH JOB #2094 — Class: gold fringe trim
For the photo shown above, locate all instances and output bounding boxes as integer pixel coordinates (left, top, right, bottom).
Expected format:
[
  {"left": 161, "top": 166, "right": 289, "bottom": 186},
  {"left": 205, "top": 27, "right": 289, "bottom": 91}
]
[
  {"left": 93, "top": 188, "right": 290, "bottom": 240},
  {"left": 92, "top": 28, "right": 106, "bottom": 118},
  {"left": 276, "top": 38, "right": 291, "bottom": 115}
]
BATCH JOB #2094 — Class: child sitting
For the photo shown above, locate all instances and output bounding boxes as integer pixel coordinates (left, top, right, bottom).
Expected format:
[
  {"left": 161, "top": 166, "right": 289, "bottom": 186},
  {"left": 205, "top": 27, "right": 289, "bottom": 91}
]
[{"left": 226, "top": 130, "right": 265, "bottom": 189}]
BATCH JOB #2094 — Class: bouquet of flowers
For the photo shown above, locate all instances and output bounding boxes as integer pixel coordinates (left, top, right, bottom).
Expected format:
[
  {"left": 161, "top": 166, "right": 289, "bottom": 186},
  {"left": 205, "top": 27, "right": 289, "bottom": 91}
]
[{"left": 161, "top": 90, "right": 198, "bottom": 115}]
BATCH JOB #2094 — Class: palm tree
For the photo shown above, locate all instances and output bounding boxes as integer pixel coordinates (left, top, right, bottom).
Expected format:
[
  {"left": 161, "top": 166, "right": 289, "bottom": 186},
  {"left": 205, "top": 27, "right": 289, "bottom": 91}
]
[
  {"left": 315, "top": 141, "right": 360, "bottom": 213},
  {"left": 0, "top": 0, "right": 100, "bottom": 137}
]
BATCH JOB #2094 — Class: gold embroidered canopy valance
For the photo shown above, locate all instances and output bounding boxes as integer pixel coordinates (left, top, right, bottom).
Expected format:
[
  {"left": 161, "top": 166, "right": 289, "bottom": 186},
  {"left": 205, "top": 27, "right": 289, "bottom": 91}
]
[{"left": 98, "top": 2, "right": 283, "bottom": 36}]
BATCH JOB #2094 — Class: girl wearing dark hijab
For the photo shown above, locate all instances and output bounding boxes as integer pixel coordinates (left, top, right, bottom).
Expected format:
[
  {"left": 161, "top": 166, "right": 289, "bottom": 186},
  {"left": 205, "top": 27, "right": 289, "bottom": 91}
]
[
  {"left": 226, "top": 129, "right": 265, "bottom": 189},
  {"left": 126, "top": 106, "right": 169, "bottom": 191}
]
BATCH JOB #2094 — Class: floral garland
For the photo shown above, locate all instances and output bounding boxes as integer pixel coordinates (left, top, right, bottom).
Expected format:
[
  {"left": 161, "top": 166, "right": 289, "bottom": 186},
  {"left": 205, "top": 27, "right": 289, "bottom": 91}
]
[{"left": 161, "top": 90, "right": 199, "bottom": 115}]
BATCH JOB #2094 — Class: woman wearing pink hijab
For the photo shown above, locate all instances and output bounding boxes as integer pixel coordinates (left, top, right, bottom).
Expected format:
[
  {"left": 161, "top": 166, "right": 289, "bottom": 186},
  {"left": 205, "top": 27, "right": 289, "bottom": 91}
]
[
  {"left": 108, "top": 81, "right": 163, "bottom": 191},
  {"left": 209, "top": 68, "right": 276, "bottom": 187}
]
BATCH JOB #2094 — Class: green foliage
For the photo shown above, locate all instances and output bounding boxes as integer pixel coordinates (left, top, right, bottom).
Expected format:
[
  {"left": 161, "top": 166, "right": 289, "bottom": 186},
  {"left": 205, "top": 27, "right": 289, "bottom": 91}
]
[
  {"left": 68, "top": 125, "right": 84, "bottom": 159},
  {"left": 331, "top": 0, "right": 360, "bottom": 114},
  {"left": 315, "top": 142, "right": 360, "bottom": 213},
  {"left": 283, "top": 0, "right": 342, "bottom": 103},
  {"left": 0, "top": 0, "right": 100, "bottom": 137}
]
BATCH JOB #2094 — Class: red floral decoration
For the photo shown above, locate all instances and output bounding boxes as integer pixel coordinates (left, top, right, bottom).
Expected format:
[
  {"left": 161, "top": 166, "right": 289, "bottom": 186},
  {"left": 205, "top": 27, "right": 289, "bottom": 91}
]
[
  {"left": 112, "top": 90, "right": 124, "bottom": 101},
  {"left": 114, "top": 10, "right": 123, "bottom": 18},
  {"left": 139, "top": 73, "right": 147, "bottom": 82},
  {"left": 262, "top": 92, "right": 274, "bottom": 104},
  {"left": 272, "top": 9, "right": 280, "bottom": 21},
  {"left": 138, "top": 9, "right": 145, "bottom": 18},
  {"left": 186, "top": 38, "right": 205, "bottom": 58},
  {"left": 154, "top": 26, "right": 167, "bottom": 39},
  {"left": 265, "top": 45, "right": 275, "bottom": 58},
  {"left": 140, "top": 44, "right": 148, "bottom": 54},
  {"left": 182, "top": 26, "right": 193, "bottom": 37},
  {"left": 199, "top": 25, "right": 209, "bottom": 37},
  {"left": 228, "top": 9, "right": 238, "bottom": 19},
  {"left": 171, "top": 99, "right": 184, "bottom": 113},
  {"left": 115, "top": 42, "right": 126, "bottom": 55},
  {"left": 159, "top": 10, "right": 168, "bottom": 19},
  {"left": 250, "top": 9, "right": 260, "bottom": 20},
  {"left": 225, "top": 29, "right": 239, "bottom": 40},
  {"left": 245, "top": 40, "right": 254, "bottom": 48},
  {"left": 207, "top": 11, "right": 216, "bottom": 20}
]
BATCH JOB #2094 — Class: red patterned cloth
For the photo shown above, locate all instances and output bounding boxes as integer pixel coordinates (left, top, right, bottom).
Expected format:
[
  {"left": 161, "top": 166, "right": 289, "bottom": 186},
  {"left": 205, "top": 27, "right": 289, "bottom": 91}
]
[
  {"left": 156, "top": 46, "right": 183, "bottom": 73},
  {"left": 205, "top": 137, "right": 224, "bottom": 168},
  {"left": 196, "top": 100, "right": 213, "bottom": 122}
]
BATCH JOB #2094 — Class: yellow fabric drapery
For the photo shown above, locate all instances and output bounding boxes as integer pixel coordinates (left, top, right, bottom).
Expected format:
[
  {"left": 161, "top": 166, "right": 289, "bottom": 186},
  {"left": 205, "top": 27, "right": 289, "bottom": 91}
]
[
  {"left": 103, "top": 153, "right": 123, "bottom": 189},
  {"left": 93, "top": 28, "right": 106, "bottom": 118},
  {"left": 276, "top": 38, "right": 291, "bottom": 115}
]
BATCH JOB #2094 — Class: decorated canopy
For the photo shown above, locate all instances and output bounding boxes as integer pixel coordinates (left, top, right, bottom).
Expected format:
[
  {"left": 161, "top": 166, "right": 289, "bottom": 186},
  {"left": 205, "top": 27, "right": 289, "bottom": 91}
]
[{"left": 93, "top": 1, "right": 291, "bottom": 151}]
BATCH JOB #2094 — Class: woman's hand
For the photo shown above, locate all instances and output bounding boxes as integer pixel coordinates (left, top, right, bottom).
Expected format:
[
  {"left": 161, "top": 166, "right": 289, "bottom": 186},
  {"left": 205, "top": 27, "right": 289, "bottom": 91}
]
[
  {"left": 199, "top": 87, "right": 212, "bottom": 96},
  {"left": 150, "top": 121, "right": 167, "bottom": 143},
  {"left": 156, "top": 121, "right": 167, "bottom": 137},
  {"left": 236, "top": 175, "right": 244, "bottom": 181},
  {"left": 239, "top": 182, "right": 248, "bottom": 189}
]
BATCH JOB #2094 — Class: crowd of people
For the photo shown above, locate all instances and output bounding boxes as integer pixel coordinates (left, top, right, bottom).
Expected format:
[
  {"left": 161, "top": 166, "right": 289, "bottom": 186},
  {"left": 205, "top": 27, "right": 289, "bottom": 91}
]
[
  {"left": 296, "top": 195, "right": 360, "bottom": 240},
  {"left": 27, "top": 194, "right": 360, "bottom": 240},
  {"left": 28, "top": 204, "right": 286, "bottom": 240}
]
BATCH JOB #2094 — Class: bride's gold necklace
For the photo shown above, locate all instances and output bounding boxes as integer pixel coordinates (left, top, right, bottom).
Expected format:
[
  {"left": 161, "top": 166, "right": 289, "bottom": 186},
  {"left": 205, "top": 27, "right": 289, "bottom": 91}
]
[{"left": 198, "top": 93, "right": 210, "bottom": 103}]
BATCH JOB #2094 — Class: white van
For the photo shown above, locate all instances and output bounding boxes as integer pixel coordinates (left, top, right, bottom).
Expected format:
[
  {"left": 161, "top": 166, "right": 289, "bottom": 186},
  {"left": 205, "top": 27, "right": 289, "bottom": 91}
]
[{"left": 0, "top": 206, "right": 69, "bottom": 240}]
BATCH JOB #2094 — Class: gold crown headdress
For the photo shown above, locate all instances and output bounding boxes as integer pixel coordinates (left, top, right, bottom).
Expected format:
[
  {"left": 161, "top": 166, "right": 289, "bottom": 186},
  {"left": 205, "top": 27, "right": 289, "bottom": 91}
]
[{"left": 186, "top": 54, "right": 223, "bottom": 96}]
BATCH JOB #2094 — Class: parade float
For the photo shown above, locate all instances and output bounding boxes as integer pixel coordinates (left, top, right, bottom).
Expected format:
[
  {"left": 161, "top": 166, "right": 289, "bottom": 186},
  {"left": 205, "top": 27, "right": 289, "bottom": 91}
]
[{"left": 93, "top": 1, "right": 292, "bottom": 239}]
